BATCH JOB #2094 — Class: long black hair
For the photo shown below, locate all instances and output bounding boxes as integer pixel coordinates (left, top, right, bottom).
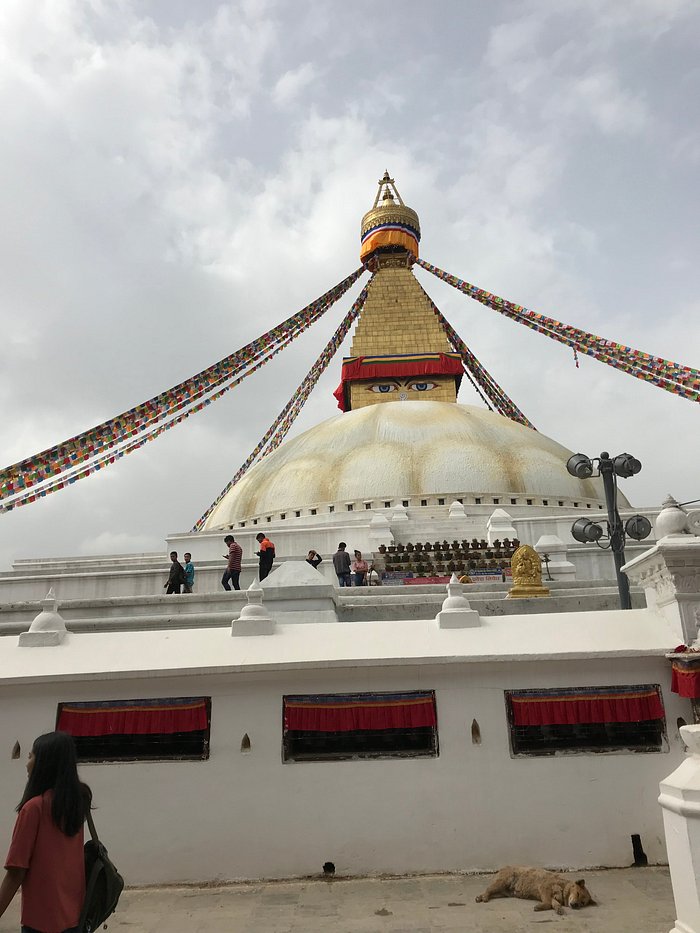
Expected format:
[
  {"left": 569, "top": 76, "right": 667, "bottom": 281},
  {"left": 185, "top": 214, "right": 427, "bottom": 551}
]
[{"left": 17, "top": 731, "right": 92, "bottom": 836}]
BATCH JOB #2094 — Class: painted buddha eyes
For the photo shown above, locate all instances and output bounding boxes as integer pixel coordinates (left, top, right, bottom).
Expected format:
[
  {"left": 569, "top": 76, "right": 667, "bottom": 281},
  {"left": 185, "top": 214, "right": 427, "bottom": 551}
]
[{"left": 368, "top": 381, "right": 437, "bottom": 394}]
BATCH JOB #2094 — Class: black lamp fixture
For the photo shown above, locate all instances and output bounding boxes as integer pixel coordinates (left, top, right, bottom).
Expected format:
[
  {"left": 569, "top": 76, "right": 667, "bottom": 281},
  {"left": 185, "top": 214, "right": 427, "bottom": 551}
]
[{"left": 566, "top": 451, "right": 651, "bottom": 610}]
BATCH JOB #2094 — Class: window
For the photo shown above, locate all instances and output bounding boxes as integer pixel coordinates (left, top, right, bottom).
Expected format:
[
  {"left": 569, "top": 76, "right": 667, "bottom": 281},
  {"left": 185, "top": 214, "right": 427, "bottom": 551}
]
[
  {"left": 329, "top": 505, "right": 335, "bottom": 513},
  {"left": 558, "top": 501, "right": 564, "bottom": 507},
  {"left": 56, "top": 697, "right": 211, "bottom": 763},
  {"left": 402, "top": 500, "right": 409, "bottom": 507},
  {"left": 504, "top": 685, "right": 666, "bottom": 757},
  {"left": 493, "top": 498, "right": 499, "bottom": 505},
  {"left": 310, "top": 508, "right": 317, "bottom": 516},
  {"left": 239, "top": 522, "right": 246, "bottom": 527},
  {"left": 280, "top": 513, "right": 286, "bottom": 520},
  {"left": 295, "top": 511, "right": 301, "bottom": 518},
  {"left": 573, "top": 502, "right": 579, "bottom": 508},
  {"left": 526, "top": 499, "right": 533, "bottom": 505},
  {"left": 384, "top": 501, "right": 391, "bottom": 508},
  {"left": 253, "top": 519, "right": 258, "bottom": 525},
  {"left": 511, "top": 498, "right": 517, "bottom": 505},
  {"left": 365, "top": 503, "right": 372, "bottom": 510},
  {"left": 587, "top": 503, "right": 591, "bottom": 509},
  {"left": 266, "top": 516, "right": 271, "bottom": 522},
  {"left": 542, "top": 500, "right": 548, "bottom": 506},
  {"left": 347, "top": 504, "right": 353, "bottom": 511},
  {"left": 475, "top": 498, "right": 481, "bottom": 504},
  {"left": 438, "top": 498, "right": 445, "bottom": 506},
  {"left": 282, "top": 691, "right": 438, "bottom": 762},
  {"left": 421, "top": 500, "right": 428, "bottom": 507}
]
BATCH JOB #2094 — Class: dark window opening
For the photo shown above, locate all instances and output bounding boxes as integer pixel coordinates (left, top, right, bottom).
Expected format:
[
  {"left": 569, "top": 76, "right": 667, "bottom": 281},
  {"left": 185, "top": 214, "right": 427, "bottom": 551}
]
[
  {"left": 505, "top": 686, "right": 665, "bottom": 757},
  {"left": 310, "top": 508, "right": 317, "bottom": 515},
  {"left": 510, "top": 720, "right": 665, "bottom": 756},
  {"left": 365, "top": 503, "right": 372, "bottom": 510},
  {"left": 70, "top": 730, "right": 209, "bottom": 762},
  {"left": 295, "top": 511, "right": 301, "bottom": 518},
  {"left": 280, "top": 513, "right": 286, "bottom": 520},
  {"left": 493, "top": 498, "right": 499, "bottom": 504},
  {"left": 421, "top": 499, "right": 428, "bottom": 507},
  {"left": 284, "top": 727, "right": 437, "bottom": 762},
  {"left": 56, "top": 698, "right": 211, "bottom": 763},
  {"left": 511, "top": 498, "right": 517, "bottom": 505},
  {"left": 384, "top": 501, "right": 391, "bottom": 508},
  {"left": 475, "top": 498, "right": 481, "bottom": 504},
  {"left": 438, "top": 498, "right": 445, "bottom": 506},
  {"left": 558, "top": 501, "right": 564, "bottom": 507},
  {"left": 526, "top": 499, "right": 533, "bottom": 505},
  {"left": 542, "top": 500, "right": 548, "bottom": 506},
  {"left": 283, "top": 691, "right": 438, "bottom": 762},
  {"left": 347, "top": 504, "right": 353, "bottom": 511},
  {"left": 402, "top": 500, "right": 409, "bottom": 508}
]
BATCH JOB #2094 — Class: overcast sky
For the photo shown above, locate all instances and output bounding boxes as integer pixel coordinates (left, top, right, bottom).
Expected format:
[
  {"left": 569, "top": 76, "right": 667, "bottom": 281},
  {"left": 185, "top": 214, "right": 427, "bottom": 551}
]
[{"left": 1, "top": 0, "right": 699, "bottom": 569}]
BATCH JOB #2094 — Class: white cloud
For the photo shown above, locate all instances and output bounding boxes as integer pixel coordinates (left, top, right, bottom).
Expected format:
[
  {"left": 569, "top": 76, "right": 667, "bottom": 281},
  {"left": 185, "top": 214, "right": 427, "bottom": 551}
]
[{"left": 272, "top": 62, "right": 317, "bottom": 108}]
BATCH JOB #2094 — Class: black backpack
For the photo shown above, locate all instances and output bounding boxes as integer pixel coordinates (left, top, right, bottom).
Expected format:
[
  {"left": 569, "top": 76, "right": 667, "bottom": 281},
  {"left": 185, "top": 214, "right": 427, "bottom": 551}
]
[{"left": 78, "top": 810, "right": 124, "bottom": 933}]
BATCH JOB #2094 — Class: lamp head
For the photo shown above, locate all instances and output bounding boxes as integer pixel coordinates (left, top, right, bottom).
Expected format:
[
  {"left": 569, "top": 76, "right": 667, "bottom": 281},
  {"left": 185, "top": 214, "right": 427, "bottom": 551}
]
[
  {"left": 566, "top": 453, "right": 594, "bottom": 480},
  {"left": 571, "top": 518, "right": 604, "bottom": 544},
  {"left": 625, "top": 514, "right": 652, "bottom": 541},
  {"left": 613, "top": 453, "right": 642, "bottom": 479}
]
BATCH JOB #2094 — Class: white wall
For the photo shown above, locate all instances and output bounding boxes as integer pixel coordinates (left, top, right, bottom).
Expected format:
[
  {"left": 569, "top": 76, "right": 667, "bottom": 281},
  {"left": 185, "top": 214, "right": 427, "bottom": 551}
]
[{"left": 0, "top": 656, "right": 687, "bottom": 884}]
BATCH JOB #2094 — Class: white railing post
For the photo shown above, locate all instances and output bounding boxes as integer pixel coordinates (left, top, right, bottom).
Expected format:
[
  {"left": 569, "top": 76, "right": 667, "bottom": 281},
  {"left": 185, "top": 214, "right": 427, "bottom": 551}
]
[{"left": 659, "top": 724, "right": 700, "bottom": 933}]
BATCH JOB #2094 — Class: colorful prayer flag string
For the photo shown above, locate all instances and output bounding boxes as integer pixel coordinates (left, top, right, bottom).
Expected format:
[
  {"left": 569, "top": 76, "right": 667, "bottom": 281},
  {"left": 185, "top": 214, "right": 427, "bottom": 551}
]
[
  {"left": 414, "top": 281, "right": 535, "bottom": 430},
  {"left": 0, "top": 268, "right": 366, "bottom": 505},
  {"left": 416, "top": 259, "right": 700, "bottom": 404},
  {"left": 193, "top": 282, "right": 371, "bottom": 530}
]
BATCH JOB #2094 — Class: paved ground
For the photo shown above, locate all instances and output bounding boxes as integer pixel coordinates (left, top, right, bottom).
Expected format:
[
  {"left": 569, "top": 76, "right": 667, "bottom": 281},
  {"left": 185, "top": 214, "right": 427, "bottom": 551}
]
[{"left": 0, "top": 867, "right": 676, "bottom": 932}]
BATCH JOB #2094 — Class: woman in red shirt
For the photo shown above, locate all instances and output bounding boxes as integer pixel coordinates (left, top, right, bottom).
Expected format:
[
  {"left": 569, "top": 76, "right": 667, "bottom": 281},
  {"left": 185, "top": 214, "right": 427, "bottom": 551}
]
[{"left": 0, "top": 731, "right": 92, "bottom": 933}]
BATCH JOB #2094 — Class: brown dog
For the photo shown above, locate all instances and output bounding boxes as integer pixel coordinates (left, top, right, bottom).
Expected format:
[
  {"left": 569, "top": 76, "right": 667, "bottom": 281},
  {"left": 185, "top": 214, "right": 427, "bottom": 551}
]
[{"left": 475, "top": 866, "right": 596, "bottom": 914}]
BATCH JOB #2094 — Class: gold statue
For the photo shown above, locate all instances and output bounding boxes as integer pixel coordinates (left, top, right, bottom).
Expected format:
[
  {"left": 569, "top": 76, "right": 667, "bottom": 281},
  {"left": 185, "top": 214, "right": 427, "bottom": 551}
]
[{"left": 506, "top": 545, "right": 550, "bottom": 598}]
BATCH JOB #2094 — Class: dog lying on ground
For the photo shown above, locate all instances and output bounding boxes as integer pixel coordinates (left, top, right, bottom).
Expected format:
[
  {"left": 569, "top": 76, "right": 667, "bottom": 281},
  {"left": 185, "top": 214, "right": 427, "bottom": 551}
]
[{"left": 475, "top": 866, "right": 596, "bottom": 914}]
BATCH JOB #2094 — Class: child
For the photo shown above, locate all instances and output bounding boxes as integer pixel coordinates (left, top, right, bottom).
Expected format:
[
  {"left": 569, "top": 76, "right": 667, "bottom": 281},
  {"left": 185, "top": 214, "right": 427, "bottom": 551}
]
[
  {"left": 183, "top": 552, "right": 195, "bottom": 593},
  {"left": 0, "top": 731, "right": 92, "bottom": 932}
]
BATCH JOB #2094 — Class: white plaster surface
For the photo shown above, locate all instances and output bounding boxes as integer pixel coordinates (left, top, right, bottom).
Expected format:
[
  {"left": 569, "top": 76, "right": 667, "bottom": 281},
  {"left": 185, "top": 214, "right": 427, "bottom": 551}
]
[
  {"left": 659, "top": 725, "right": 700, "bottom": 933},
  {"left": 0, "top": 648, "right": 687, "bottom": 884}
]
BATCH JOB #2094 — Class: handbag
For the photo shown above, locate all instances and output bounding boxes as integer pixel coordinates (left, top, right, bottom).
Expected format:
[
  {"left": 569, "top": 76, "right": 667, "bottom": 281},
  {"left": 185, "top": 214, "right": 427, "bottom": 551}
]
[{"left": 78, "top": 809, "right": 124, "bottom": 933}]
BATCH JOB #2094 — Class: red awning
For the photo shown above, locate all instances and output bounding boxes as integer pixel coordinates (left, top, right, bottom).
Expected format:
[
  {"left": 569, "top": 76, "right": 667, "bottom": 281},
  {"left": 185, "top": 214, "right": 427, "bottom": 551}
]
[
  {"left": 510, "top": 688, "right": 664, "bottom": 727},
  {"left": 57, "top": 698, "right": 208, "bottom": 736},
  {"left": 284, "top": 693, "right": 436, "bottom": 732},
  {"left": 671, "top": 662, "right": 700, "bottom": 699}
]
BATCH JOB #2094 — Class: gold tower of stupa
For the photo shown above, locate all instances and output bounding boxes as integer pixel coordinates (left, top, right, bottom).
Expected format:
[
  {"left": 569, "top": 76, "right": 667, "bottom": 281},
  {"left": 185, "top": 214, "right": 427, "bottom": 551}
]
[{"left": 334, "top": 172, "right": 463, "bottom": 412}]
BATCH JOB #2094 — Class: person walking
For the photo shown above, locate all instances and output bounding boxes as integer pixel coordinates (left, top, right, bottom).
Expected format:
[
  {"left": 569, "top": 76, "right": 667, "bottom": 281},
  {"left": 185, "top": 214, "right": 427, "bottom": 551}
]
[
  {"left": 222, "top": 535, "right": 242, "bottom": 591},
  {"left": 164, "top": 551, "right": 185, "bottom": 594},
  {"left": 306, "top": 549, "right": 323, "bottom": 569},
  {"left": 183, "top": 552, "right": 195, "bottom": 593},
  {"left": 333, "top": 542, "right": 352, "bottom": 587},
  {"left": 351, "top": 550, "right": 369, "bottom": 587},
  {"left": 0, "top": 731, "right": 92, "bottom": 933},
  {"left": 255, "top": 533, "right": 275, "bottom": 581}
]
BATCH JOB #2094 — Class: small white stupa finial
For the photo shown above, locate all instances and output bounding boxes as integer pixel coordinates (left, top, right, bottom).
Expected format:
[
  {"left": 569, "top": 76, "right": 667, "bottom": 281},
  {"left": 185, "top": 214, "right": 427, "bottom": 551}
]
[
  {"left": 231, "top": 580, "right": 276, "bottom": 636},
  {"left": 435, "top": 575, "right": 480, "bottom": 629},
  {"left": 19, "top": 588, "right": 68, "bottom": 647}
]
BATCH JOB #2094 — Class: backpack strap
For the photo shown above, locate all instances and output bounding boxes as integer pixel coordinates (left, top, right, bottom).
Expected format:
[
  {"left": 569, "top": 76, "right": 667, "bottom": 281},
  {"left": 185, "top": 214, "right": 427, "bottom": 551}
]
[{"left": 85, "top": 808, "right": 99, "bottom": 844}]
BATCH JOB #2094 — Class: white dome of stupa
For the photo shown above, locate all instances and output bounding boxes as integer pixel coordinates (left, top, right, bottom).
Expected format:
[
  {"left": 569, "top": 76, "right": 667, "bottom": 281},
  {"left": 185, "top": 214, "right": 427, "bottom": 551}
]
[{"left": 203, "top": 401, "right": 616, "bottom": 528}]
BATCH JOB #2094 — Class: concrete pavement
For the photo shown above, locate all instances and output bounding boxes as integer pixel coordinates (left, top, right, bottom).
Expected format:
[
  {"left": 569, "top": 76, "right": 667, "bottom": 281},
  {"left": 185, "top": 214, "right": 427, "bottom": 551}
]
[{"left": 0, "top": 867, "right": 676, "bottom": 932}]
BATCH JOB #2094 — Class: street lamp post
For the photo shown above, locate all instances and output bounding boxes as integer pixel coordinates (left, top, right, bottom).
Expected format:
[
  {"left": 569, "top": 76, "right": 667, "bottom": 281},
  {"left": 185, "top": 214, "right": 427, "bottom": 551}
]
[
  {"left": 598, "top": 452, "right": 631, "bottom": 610},
  {"left": 566, "top": 450, "right": 649, "bottom": 611}
]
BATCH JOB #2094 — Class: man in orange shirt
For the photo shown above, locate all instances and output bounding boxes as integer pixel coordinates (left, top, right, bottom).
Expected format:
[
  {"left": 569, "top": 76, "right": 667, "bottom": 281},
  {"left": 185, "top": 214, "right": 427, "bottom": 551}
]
[{"left": 255, "top": 532, "right": 275, "bottom": 581}]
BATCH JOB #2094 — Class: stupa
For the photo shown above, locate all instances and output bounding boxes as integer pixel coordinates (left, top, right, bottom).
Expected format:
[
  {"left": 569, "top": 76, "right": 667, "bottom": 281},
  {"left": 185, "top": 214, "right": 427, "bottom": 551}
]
[{"left": 200, "top": 173, "right": 613, "bottom": 546}]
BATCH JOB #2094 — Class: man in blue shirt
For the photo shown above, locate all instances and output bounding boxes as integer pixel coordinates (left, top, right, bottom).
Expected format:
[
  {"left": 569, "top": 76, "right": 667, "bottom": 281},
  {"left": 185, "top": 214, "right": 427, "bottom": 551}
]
[{"left": 183, "top": 552, "right": 195, "bottom": 593}]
